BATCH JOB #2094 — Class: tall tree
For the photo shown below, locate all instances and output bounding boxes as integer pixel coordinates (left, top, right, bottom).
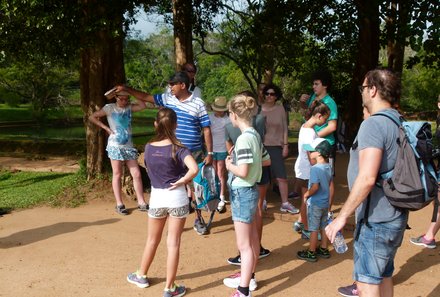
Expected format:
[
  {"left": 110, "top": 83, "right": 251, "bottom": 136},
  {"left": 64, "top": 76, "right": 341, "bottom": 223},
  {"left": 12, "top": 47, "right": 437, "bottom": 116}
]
[
  {"left": 172, "top": 0, "right": 193, "bottom": 68},
  {"left": 0, "top": 0, "right": 142, "bottom": 179}
]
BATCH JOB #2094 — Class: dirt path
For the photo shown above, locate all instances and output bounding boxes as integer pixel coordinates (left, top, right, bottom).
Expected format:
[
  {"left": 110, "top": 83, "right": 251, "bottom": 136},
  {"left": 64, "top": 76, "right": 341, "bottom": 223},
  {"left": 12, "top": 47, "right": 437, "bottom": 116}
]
[{"left": 0, "top": 154, "right": 439, "bottom": 297}]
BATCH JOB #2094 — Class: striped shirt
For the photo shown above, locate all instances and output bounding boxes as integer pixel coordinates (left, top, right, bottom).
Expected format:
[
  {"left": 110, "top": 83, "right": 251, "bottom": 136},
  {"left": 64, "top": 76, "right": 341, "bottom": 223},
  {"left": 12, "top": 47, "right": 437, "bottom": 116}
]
[{"left": 154, "top": 93, "right": 211, "bottom": 152}]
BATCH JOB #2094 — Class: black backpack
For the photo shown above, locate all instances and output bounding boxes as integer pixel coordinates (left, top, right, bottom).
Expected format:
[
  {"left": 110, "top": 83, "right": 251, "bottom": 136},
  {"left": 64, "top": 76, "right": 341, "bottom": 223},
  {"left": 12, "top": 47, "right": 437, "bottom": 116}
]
[{"left": 373, "top": 112, "right": 438, "bottom": 211}]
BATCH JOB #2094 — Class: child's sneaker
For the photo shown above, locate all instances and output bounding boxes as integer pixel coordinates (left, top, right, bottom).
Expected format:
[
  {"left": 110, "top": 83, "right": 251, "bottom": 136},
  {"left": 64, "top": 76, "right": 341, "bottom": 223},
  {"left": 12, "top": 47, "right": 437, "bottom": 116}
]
[
  {"left": 227, "top": 254, "right": 241, "bottom": 266},
  {"left": 223, "top": 271, "right": 258, "bottom": 291},
  {"left": 316, "top": 246, "right": 331, "bottom": 258},
  {"left": 127, "top": 271, "right": 149, "bottom": 288},
  {"left": 259, "top": 246, "right": 270, "bottom": 259},
  {"left": 163, "top": 284, "right": 186, "bottom": 297},
  {"left": 293, "top": 221, "right": 304, "bottom": 233},
  {"left": 217, "top": 200, "right": 226, "bottom": 213},
  {"left": 115, "top": 204, "right": 128, "bottom": 215},
  {"left": 280, "top": 202, "right": 299, "bottom": 214},
  {"left": 297, "top": 249, "right": 317, "bottom": 262},
  {"left": 409, "top": 235, "right": 436, "bottom": 249},
  {"left": 193, "top": 219, "right": 208, "bottom": 235},
  {"left": 230, "top": 289, "right": 252, "bottom": 297}
]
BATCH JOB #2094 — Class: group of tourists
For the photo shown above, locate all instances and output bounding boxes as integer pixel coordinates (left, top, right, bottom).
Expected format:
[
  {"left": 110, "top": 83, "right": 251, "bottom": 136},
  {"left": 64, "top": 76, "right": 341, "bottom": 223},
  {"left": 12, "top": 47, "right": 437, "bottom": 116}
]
[{"left": 89, "top": 65, "right": 438, "bottom": 297}]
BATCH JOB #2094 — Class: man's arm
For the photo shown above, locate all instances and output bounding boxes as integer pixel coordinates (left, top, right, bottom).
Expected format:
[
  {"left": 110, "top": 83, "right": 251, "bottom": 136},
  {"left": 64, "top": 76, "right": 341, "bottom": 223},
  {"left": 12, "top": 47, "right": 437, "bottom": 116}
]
[
  {"left": 203, "top": 126, "right": 213, "bottom": 165},
  {"left": 325, "top": 147, "right": 382, "bottom": 242},
  {"left": 299, "top": 94, "right": 311, "bottom": 109},
  {"left": 131, "top": 96, "right": 147, "bottom": 112},
  {"left": 317, "top": 119, "right": 337, "bottom": 138},
  {"left": 116, "top": 85, "right": 155, "bottom": 105}
]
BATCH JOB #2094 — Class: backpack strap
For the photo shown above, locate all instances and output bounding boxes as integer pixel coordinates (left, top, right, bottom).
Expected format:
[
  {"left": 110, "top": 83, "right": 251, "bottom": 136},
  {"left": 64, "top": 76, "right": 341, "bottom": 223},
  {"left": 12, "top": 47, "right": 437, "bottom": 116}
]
[
  {"left": 357, "top": 110, "right": 403, "bottom": 233},
  {"left": 356, "top": 194, "right": 372, "bottom": 241}
]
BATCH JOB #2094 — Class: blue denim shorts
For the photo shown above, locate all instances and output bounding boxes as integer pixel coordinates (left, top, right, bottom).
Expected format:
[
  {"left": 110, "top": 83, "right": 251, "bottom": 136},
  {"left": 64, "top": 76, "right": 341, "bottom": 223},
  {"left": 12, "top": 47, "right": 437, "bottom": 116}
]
[
  {"left": 213, "top": 152, "right": 227, "bottom": 161},
  {"left": 307, "top": 202, "right": 328, "bottom": 231},
  {"left": 353, "top": 212, "right": 408, "bottom": 284},
  {"left": 230, "top": 186, "right": 258, "bottom": 223}
]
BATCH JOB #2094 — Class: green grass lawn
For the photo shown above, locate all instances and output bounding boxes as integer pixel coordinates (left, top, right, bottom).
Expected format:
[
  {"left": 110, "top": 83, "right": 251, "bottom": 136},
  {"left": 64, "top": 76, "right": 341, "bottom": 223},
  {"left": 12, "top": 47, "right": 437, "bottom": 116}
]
[
  {"left": 0, "top": 170, "right": 86, "bottom": 211},
  {"left": 0, "top": 104, "right": 157, "bottom": 141}
]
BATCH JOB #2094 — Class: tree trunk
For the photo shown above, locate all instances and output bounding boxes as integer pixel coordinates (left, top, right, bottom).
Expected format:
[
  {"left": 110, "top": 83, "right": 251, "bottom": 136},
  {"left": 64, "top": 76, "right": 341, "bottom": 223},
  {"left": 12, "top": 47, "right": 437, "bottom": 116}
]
[
  {"left": 80, "top": 1, "right": 125, "bottom": 180},
  {"left": 386, "top": 0, "right": 408, "bottom": 77},
  {"left": 345, "top": 0, "right": 380, "bottom": 142},
  {"left": 172, "top": 0, "right": 194, "bottom": 70}
]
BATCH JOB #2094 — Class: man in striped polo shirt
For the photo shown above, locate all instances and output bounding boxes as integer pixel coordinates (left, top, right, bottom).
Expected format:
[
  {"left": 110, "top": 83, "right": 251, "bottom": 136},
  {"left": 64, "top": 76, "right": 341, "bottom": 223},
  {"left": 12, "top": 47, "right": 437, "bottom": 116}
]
[{"left": 117, "top": 71, "right": 213, "bottom": 233}]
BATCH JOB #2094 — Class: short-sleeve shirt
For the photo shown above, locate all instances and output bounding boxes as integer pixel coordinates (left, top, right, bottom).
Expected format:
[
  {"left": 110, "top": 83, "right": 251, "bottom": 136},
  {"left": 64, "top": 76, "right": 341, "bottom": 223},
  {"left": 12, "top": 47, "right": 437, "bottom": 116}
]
[
  {"left": 231, "top": 127, "right": 270, "bottom": 187},
  {"left": 294, "top": 125, "right": 317, "bottom": 179},
  {"left": 348, "top": 108, "right": 404, "bottom": 223},
  {"left": 102, "top": 103, "right": 133, "bottom": 148},
  {"left": 225, "top": 114, "right": 266, "bottom": 145},
  {"left": 262, "top": 104, "right": 287, "bottom": 146},
  {"left": 308, "top": 163, "right": 332, "bottom": 208},
  {"left": 306, "top": 94, "right": 338, "bottom": 145},
  {"left": 209, "top": 113, "right": 230, "bottom": 153},
  {"left": 144, "top": 143, "right": 191, "bottom": 189},
  {"left": 153, "top": 93, "right": 210, "bottom": 152}
]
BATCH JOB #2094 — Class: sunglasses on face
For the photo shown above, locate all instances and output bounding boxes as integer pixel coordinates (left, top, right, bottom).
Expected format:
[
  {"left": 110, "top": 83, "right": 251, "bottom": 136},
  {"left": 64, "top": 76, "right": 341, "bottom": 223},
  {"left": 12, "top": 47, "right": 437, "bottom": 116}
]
[{"left": 265, "top": 92, "right": 276, "bottom": 96}]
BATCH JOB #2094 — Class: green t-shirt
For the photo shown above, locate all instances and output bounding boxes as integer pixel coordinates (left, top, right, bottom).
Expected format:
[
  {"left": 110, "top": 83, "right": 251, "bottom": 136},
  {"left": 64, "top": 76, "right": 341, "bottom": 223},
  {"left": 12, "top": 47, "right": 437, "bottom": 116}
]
[
  {"left": 231, "top": 127, "right": 270, "bottom": 187},
  {"left": 306, "top": 94, "right": 338, "bottom": 145}
]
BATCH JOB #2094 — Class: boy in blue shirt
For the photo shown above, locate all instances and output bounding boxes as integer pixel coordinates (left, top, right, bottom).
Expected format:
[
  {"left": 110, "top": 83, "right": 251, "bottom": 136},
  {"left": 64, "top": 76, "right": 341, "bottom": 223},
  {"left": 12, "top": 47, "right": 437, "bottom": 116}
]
[{"left": 297, "top": 138, "right": 334, "bottom": 262}]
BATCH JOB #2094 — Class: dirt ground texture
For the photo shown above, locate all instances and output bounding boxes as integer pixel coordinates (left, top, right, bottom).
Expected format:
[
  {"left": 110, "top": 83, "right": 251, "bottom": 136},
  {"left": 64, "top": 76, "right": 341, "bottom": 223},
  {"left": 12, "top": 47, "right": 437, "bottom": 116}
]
[{"left": 0, "top": 154, "right": 439, "bottom": 297}]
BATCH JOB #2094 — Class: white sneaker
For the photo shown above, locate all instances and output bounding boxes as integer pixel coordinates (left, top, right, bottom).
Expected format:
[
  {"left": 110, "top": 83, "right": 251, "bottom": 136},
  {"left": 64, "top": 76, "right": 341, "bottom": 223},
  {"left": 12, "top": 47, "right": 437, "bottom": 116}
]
[
  {"left": 217, "top": 200, "right": 226, "bottom": 212},
  {"left": 223, "top": 271, "right": 257, "bottom": 291}
]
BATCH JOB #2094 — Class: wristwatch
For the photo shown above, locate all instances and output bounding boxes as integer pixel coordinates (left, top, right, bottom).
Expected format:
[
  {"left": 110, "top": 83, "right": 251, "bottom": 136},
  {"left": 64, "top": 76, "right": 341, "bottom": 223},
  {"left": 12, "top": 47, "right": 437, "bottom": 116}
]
[{"left": 207, "top": 152, "right": 214, "bottom": 155}]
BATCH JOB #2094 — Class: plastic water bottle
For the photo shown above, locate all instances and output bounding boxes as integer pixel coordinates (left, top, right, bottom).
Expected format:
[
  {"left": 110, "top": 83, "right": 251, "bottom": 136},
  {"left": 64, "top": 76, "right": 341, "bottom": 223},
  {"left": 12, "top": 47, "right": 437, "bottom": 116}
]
[{"left": 327, "top": 212, "right": 348, "bottom": 254}]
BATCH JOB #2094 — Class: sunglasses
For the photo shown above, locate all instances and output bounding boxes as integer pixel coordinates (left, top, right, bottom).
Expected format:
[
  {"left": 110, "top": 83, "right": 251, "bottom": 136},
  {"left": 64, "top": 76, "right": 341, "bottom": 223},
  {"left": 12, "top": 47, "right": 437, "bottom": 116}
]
[
  {"left": 265, "top": 92, "right": 276, "bottom": 96},
  {"left": 185, "top": 68, "right": 196, "bottom": 73}
]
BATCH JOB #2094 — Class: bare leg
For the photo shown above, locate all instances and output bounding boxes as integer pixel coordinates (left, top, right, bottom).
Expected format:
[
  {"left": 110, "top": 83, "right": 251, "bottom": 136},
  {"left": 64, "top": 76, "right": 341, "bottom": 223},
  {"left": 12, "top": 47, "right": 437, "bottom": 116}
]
[
  {"left": 110, "top": 159, "right": 124, "bottom": 205},
  {"left": 379, "top": 277, "right": 393, "bottom": 297},
  {"left": 234, "top": 220, "right": 258, "bottom": 288},
  {"left": 298, "top": 186, "right": 308, "bottom": 230},
  {"left": 425, "top": 198, "right": 440, "bottom": 240},
  {"left": 256, "top": 184, "right": 268, "bottom": 243},
  {"left": 215, "top": 160, "right": 227, "bottom": 198},
  {"left": 138, "top": 216, "right": 167, "bottom": 275},
  {"left": 126, "top": 159, "right": 147, "bottom": 205},
  {"left": 277, "top": 178, "right": 289, "bottom": 204},
  {"left": 164, "top": 216, "right": 186, "bottom": 289},
  {"left": 320, "top": 228, "right": 328, "bottom": 249},
  {"left": 309, "top": 230, "right": 318, "bottom": 252},
  {"left": 357, "top": 281, "right": 381, "bottom": 297}
]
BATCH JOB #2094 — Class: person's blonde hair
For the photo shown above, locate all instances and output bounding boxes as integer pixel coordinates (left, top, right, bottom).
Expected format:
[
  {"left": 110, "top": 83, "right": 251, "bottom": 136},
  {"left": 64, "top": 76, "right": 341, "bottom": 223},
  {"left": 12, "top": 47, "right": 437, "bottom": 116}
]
[{"left": 228, "top": 94, "right": 256, "bottom": 123}]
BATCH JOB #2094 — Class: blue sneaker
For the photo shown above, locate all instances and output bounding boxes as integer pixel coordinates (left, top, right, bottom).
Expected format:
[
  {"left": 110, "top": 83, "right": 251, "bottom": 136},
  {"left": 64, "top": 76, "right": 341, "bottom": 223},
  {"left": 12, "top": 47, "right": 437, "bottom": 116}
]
[
  {"left": 127, "top": 271, "right": 149, "bottom": 288},
  {"left": 163, "top": 284, "right": 186, "bottom": 297}
]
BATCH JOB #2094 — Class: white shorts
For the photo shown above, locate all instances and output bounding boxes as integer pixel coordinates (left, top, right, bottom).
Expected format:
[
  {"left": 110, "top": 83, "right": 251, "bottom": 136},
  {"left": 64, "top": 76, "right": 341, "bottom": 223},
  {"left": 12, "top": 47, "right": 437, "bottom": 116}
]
[{"left": 149, "top": 185, "right": 188, "bottom": 209}]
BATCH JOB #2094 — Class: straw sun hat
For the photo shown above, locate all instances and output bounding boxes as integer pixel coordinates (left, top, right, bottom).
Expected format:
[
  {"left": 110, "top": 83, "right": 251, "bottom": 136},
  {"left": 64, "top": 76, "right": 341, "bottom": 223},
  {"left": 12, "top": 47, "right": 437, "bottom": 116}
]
[{"left": 211, "top": 96, "right": 228, "bottom": 112}]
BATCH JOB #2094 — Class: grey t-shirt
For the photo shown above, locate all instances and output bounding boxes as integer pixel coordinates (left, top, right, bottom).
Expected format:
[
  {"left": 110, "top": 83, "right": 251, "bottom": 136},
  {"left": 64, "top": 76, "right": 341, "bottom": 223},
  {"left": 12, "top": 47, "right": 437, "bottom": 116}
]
[
  {"left": 348, "top": 108, "right": 405, "bottom": 223},
  {"left": 225, "top": 114, "right": 266, "bottom": 145}
]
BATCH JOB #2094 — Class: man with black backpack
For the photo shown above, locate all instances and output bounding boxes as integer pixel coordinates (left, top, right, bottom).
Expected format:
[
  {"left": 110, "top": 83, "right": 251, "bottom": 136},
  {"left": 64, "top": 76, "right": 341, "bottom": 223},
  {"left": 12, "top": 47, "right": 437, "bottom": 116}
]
[{"left": 326, "top": 69, "right": 407, "bottom": 297}]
